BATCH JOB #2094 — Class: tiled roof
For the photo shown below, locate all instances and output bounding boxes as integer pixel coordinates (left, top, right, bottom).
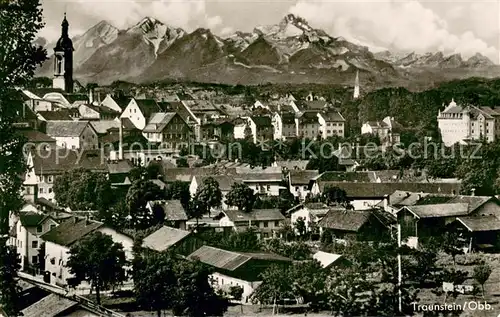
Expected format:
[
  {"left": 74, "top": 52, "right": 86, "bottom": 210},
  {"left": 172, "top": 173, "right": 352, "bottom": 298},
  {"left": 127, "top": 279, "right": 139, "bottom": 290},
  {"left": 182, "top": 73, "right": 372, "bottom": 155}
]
[
  {"left": 45, "top": 121, "right": 90, "bottom": 137},
  {"left": 142, "top": 225, "right": 191, "bottom": 251},
  {"left": 134, "top": 98, "right": 161, "bottom": 118},
  {"left": 19, "top": 212, "right": 45, "bottom": 227},
  {"left": 219, "top": 209, "right": 285, "bottom": 222},
  {"left": 290, "top": 170, "right": 319, "bottom": 185},
  {"left": 319, "top": 111, "right": 345, "bottom": 122},
  {"left": 197, "top": 175, "right": 242, "bottom": 192},
  {"left": 275, "top": 160, "right": 309, "bottom": 170},
  {"left": 107, "top": 160, "right": 134, "bottom": 174},
  {"left": 457, "top": 216, "right": 500, "bottom": 232},
  {"left": 65, "top": 94, "right": 88, "bottom": 103},
  {"left": 251, "top": 116, "right": 272, "bottom": 127},
  {"left": 317, "top": 171, "right": 372, "bottom": 182},
  {"left": 446, "top": 196, "right": 494, "bottom": 212},
  {"left": 40, "top": 217, "right": 103, "bottom": 247},
  {"left": 298, "top": 111, "right": 319, "bottom": 124},
  {"left": 30, "top": 149, "right": 107, "bottom": 175},
  {"left": 318, "top": 209, "right": 372, "bottom": 232},
  {"left": 37, "top": 110, "right": 73, "bottom": 121},
  {"left": 21, "top": 294, "right": 77, "bottom": 317},
  {"left": 149, "top": 200, "right": 188, "bottom": 221},
  {"left": 143, "top": 112, "right": 177, "bottom": 133},
  {"left": 187, "top": 245, "right": 290, "bottom": 271},
  {"left": 317, "top": 182, "right": 461, "bottom": 198},
  {"left": 404, "top": 203, "right": 470, "bottom": 218},
  {"left": 18, "top": 129, "right": 56, "bottom": 143},
  {"left": 111, "top": 96, "right": 132, "bottom": 110},
  {"left": 163, "top": 167, "right": 237, "bottom": 183},
  {"left": 28, "top": 88, "right": 65, "bottom": 98},
  {"left": 240, "top": 173, "right": 283, "bottom": 182}
]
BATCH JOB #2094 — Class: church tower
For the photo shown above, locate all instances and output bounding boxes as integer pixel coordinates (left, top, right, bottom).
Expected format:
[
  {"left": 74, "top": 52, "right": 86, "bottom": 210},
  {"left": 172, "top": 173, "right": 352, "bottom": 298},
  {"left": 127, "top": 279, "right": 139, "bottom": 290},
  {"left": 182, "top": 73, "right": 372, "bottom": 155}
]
[
  {"left": 353, "top": 70, "right": 360, "bottom": 99},
  {"left": 53, "top": 13, "right": 74, "bottom": 93}
]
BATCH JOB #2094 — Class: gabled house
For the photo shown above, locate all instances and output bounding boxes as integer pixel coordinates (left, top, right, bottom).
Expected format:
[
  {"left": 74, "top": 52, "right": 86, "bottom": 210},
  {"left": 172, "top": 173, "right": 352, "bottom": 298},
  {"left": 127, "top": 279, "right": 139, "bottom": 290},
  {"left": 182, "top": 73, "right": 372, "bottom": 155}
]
[
  {"left": 20, "top": 89, "right": 53, "bottom": 112},
  {"left": 9, "top": 211, "right": 58, "bottom": 271},
  {"left": 200, "top": 119, "right": 235, "bottom": 142},
  {"left": 19, "top": 129, "right": 57, "bottom": 152},
  {"left": 120, "top": 98, "right": 162, "bottom": 130},
  {"left": 317, "top": 111, "right": 346, "bottom": 139},
  {"left": 77, "top": 104, "right": 100, "bottom": 120},
  {"left": 272, "top": 112, "right": 296, "bottom": 140},
  {"left": 289, "top": 170, "right": 319, "bottom": 200},
  {"left": 361, "top": 116, "right": 403, "bottom": 145},
  {"left": 452, "top": 216, "right": 500, "bottom": 252},
  {"left": 146, "top": 200, "right": 188, "bottom": 230},
  {"left": 310, "top": 181, "right": 461, "bottom": 210},
  {"left": 318, "top": 209, "right": 393, "bottom": 242},
  {"left": 187, "top": 246, "right": 291, "bottom": 303},
  {"left": 239, "top": 172, "right": 284, "bottom": 196},
  {"left": 37, "top": 109, "right": 76, "bottom": 121},
  {"left": 248, "top": 116, "right": 273, "bottom": 144},
  {"left": 398, "top": 203, "right": 470, "bottom": 248},
  {"left": 41, "top": 217, "right": 133, "bottom": 287},
  {"left": 214, "top": 209, "right": 285, "bottom": 238},
  {"left": 142, "top": 112, "right": 191, "bottom": 151},
  {"left": 289, "top": 202, "right": 334, "bottom": 232},
  {"left": 99, "top": 94, "right": 130, "bottom": 113},
  {"left": 142, "top": 225, "right": 204, "bottom": 256},
  {"left": 296, "top": 111, "right": 320, "bottom": 139},
  {"left": 45, "top": 120, "right": 98, "bottom": 150}
]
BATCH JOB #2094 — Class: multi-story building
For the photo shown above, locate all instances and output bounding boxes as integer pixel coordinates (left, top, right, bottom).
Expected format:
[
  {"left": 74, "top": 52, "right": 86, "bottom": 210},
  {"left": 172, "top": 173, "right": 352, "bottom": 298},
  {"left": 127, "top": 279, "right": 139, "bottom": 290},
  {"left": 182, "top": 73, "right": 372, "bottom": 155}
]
[
  {"left": 296, "top": 111, "right": 320, "bottom": 139},
  {"left": 361, "top": 116, "right": 402, "bottom": 145},
  {"left": 120, "top": 98, "right": 161, "bottom": 130},
  {"left": 437, "top": 99, "right": 500, "bottom": 146},
  {"left": 317, "top": 111, "right": 346, "bottom": 139},
  {"left": 142, "top": 112, "right": 192, "bottom": 151},
  {"left": 45, "top": 120, "right": 98, "bottom": 150},
  {"left": 248, "top": 116, "right": 274, "bottom": 144},
  {"left": 272, "top": 112, "right": 296, "bottom": 140}
]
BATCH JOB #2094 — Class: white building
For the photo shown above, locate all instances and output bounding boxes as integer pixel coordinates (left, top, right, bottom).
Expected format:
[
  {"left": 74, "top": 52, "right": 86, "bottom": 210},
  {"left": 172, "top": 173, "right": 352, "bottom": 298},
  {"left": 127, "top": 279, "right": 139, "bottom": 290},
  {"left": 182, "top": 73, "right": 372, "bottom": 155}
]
[
  {"left": 187, "top": 246, "right": 292, "bottom": 304},
  {"left": 317, "top": 111, "right": 346, "bottom": 139},
  {"left": 361, "top": 116, "right": 402, "bottom": 145},
  {"left": 272, "top": 112, "right": 296, "bottom": 140},
  {"left": 41, "top": 217, "right": 133, "bottom": 287},
  {"left": 437, "top": 99, "right": 500, "bottom": 146},
  {"left": 120, "top": 98, "right": 161, "bottom": 130},
  {"left": 289, "top": 203, "right": 331, "bottom": 232},
  {"left": 45, "top": 120, "right": 98, "bottom": 150}
]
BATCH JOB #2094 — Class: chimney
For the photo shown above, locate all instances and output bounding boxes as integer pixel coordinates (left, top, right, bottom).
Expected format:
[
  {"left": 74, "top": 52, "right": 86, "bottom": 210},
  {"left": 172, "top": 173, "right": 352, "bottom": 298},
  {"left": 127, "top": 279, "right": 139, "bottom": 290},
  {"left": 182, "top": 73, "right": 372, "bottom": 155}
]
[
  {"left": 118, "top": 117, "right": 124, "bottom": 160},
  {"left": 471, "top": 188, "right": 476, "bottom": 196},
  {"left": 383, "top": 194, "right": 389, "bottom": 211}
]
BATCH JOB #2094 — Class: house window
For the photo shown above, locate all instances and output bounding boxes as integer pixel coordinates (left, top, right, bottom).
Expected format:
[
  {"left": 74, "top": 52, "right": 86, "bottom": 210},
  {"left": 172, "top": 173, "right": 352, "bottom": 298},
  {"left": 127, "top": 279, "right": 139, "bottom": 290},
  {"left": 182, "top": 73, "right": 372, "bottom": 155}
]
[
  {"left": 72, "top": 145, "right": 76, "bottom": 150},
  {"left": 295, "top": 186, "right": 299, "bottom": 191},
  {"left": 267, "top": 185, "right": 270, "bottom": 191},
  {"left": 32, "top": 241, "right": 38, "bottom": 248},
  {"left": 48, "top": 188, "right": 52, "bottom": 193},
  {"left": 47, "top": 176, "right": 53, "bottom": 183},
  {"left": 50, "top": 224, "right": 55, "bottom": 230},
  {"left": 275, "top": 221, "right": 280, "bottom": 227},
  {"left": 50, "top": 257, "right": 55, "bottom": 265},
  {"left": 36, "top": 226, "right": 42, "bottom": 233},
  {"left": 31, "top": 256, "right": 38, "bottom": 264},
  {"left": 263, "top": 221, "right": 269, "bottom": 228}
]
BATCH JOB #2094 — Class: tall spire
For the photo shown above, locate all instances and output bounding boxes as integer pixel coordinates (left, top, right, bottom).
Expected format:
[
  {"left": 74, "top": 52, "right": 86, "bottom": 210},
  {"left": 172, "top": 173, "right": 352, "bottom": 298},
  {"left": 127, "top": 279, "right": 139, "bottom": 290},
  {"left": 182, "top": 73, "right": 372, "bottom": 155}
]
[
  {"left": 353, "top": 70, "right": 360, "bottom": 99},
  {"left": 61, "top": 12, "right": 69, "bottom": 37}
]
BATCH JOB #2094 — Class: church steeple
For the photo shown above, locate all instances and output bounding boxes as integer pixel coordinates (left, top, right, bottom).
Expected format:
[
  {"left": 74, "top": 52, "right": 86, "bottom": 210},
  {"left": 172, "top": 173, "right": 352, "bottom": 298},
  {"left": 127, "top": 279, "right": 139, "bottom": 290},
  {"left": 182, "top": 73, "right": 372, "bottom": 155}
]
[
  {"left": 52, "top": 13, "right": 74, "bottom": 93},
  {"left": 353, "top": 70, "right": 360, "bottom": 99}
]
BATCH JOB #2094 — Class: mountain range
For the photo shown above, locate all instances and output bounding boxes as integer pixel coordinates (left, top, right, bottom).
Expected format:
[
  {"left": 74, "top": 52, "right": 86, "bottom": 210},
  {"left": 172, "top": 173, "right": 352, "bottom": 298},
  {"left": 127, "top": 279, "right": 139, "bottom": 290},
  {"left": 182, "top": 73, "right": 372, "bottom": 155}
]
[{"left": 36, "top": 14, "right": 500, "bottom": 89}]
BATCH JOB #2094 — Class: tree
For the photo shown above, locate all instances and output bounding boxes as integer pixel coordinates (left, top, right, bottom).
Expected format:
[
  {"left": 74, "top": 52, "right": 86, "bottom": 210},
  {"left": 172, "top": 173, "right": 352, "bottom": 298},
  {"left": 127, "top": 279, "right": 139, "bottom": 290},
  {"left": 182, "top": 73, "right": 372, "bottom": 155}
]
[
  {"left": 171, "top": 259, "right": 229, "bottom": 316},
  {"left": 294, "top": 217, "right": 307, "bottom": 238},
  {"left": 133, "top": 252, "right": 177, "bottom": 317},
  {"left": 125, "top": 180, "right": 166, "bottom": 229},
  {"left": 176, "top": 157, "right": 189, "bottom": 167},
  {"left": 473, "top": 262, "right": 492, "bottom": 298},
  {"left": 53, "top": 168, "right": 113, "bottom": 211},
  {"left": 165, "top": 180, "right": 190, "bottom": 209},
  {"left": 145, "top": 161, "right": 163, "bottom": 180},
  {"left": 229, "top": 285, "right": 244, "bottom": 313},
  {"left": 193, "top": 177, "right": 222, "bottom": 216},
  {"left": 0, "top": 0, "right": 47, "bottom": 314},
  {"left": 251, "top": 264, "right": 292, "bottom": 314},
  {"left": 225, "top": 183, "right": 256, "bottom": 212},
  {"left": 321, "top": 185, "right": 350, "bottom": 207},
  {"left": 278, "top": 190, "right": 296, "bottom": 214},
  {"left": 66, "top": 232, "right": 127, "bottom": 305}
]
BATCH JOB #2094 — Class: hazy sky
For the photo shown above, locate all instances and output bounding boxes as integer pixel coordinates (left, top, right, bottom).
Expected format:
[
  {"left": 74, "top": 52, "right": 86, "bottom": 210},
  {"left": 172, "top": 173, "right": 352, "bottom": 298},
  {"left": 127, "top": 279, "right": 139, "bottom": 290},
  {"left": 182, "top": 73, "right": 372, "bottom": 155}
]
[{"left": 40, "top": 0, "right": 500, "bottom": 63}]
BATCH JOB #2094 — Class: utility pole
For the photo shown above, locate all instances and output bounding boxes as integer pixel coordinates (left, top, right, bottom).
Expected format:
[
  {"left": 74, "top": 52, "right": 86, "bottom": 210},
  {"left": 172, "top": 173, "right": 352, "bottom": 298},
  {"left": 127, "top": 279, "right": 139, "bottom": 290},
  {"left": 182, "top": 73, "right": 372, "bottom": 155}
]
[{"left": 397, "top": 223, "right": 402, "bottom": 314}]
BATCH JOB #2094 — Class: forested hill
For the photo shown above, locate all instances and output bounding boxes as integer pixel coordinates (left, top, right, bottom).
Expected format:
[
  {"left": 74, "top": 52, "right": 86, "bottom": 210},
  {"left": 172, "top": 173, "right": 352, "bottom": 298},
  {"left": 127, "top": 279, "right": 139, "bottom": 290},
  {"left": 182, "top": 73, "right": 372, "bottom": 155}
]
[{"left": 346, "top": 77, "right": 500, "bottom": 138}]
